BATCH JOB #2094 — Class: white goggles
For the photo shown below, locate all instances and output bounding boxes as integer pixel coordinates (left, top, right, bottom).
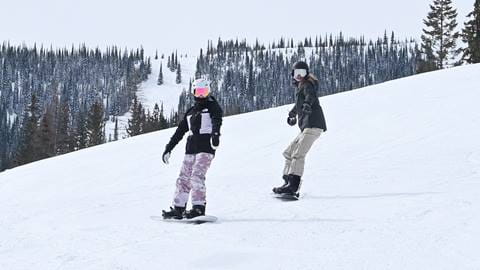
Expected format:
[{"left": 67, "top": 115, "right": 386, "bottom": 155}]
[{"left": 293, "top": 69, "right": 307, "bottom": 78}]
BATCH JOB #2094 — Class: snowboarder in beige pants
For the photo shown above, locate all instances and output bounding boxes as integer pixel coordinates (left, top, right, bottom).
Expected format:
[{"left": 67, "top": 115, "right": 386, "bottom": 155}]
[{"left": 273, "top": 61, "right": 327, "bottom": 195}]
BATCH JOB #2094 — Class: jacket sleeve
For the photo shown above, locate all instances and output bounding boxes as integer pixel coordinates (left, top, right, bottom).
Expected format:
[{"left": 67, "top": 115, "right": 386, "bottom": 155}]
[
  {"left": 165, "top": 114, "right": 189, "bottom": 152},
  {"left": 210, "top": 100, "right": 223, "bottom": 135},
  {"left": 289, "top": 80, "right": 299, "bottom": 117},
  {"left": 289, "top": 104, "right": 297, "bottom": 117}
]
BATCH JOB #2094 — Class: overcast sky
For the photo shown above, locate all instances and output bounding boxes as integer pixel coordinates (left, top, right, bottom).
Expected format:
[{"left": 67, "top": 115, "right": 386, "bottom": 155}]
[{"left": 0, "top": 0, "right": 474, "bottom": 56}]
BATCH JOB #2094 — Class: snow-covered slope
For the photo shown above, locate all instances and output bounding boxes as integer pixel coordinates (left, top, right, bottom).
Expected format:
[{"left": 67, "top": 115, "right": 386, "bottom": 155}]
[
  {"left": 1, "top": 65, "right": 480, "bottom": 269},
  {"left": 137, "top": 56, "right": 197, "bottom": 114}
]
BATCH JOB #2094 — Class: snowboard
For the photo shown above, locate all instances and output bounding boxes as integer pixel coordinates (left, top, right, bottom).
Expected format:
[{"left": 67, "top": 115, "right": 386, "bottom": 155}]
[
  {"left": 150, "top": 215, "right": 218, "bottom": 224},
  {"left": 272, "top": 192, "right": 300, "bottom": 201}
]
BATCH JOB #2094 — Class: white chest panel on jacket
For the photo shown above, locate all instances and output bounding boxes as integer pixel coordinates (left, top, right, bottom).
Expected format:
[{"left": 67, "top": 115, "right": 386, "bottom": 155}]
[
  {"left": 199, "top": 109, "right": 213, "bottom": 134},
  {"left": 186, "top": 108, "right": 212, "bottom": 134}
]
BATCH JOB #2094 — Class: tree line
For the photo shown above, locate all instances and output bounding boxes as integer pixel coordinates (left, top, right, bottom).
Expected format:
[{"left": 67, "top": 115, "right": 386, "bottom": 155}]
[
  {"left": 178, "top": 32, "right": 418, "bottom": 116},
  {"left": 0, "top": 44, "right": 152, "bottom": 170},
  {"left": 2, "top": 0, "right": 478, "bottom": 172}
]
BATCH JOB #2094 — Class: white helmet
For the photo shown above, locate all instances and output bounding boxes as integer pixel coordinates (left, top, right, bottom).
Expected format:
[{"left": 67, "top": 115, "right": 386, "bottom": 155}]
[{"left": 191, "top": 78, "right": 211, "bottom": 98}]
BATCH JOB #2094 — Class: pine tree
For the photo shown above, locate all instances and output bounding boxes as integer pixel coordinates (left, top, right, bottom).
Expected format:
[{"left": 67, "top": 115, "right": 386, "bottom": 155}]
[
  {"left": 113, "top": 118, "right": 119, "bottom": 141},
  {"left": 35, "top": 106, "right": 56, "bottom": 159},
  {"left": 170, "top": 52, "right": 175, "bottom": 71},
  {"left": 146, "top": 57, "right": 152, "bottom": 76},
  {"left": 157, "top": 63, "right": 163, "bottom": 85},
  {"left": 75, "top": 104, "right": 88, "bottom": 150},
  {"left": 460, "top": 0, "right": 480, "bottom": 64},
  {"left": 155, "top": 50, "right": 158, "bottom": 60},
  {"left": 247, "top": 60, "right": 255, "bottom": 96},
  {"left": 127, "top": 95, "right": 144, "bottom": 136},
  {"left": 153, "top": 104, "right": 161, "bottom": 130},
  {"left": 159, "top": 103, "right": 168, "bottom": 129},
  {"left": 0, "top": 105, "right": 7, "bottom": 170},
  {"left": 176, "top": 63, "right": 182, "bottom": 84},
  {"left": 143, "top": 110, "right": 153, "bottom": 133},
  {"left": 56, "top": 102, "right": 72, "bottom": 155},
  {"left": 421, "top": 0, "right": 460, "bottom": 69},
  {"left": 143, "top": 103, "right": 169, "bottom": 131},
  {"left": 195, "top": 57, "right": 202, "bottom": 79},
  {"left": 417, "top": 38, "right": 438, "bottom": 73},
  {"left": 86, "top": 102, "right": 105, "bottom": 147},
  {"left": 15, "top": 94, "right": 40, "bottom": 165}
]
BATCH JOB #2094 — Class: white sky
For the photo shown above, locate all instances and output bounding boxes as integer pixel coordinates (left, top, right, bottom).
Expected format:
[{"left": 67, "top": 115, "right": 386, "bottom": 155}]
[{"left": 0, "top": 0, "right": 474, "bottom": 56}]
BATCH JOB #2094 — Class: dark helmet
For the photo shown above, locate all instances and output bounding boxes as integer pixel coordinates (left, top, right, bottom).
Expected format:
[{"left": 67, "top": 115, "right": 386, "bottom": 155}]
[
  {"left": 293, "top": 61, "right": 309, "bottom": 71},
  {"left": 291, "top": 61, "right": 309, "bottom": 77}
]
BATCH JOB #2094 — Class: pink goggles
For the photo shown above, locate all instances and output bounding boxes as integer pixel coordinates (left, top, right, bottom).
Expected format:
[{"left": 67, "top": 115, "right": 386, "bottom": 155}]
[{"left": 194, "top": 87, "right": 210, "bottom": 97}]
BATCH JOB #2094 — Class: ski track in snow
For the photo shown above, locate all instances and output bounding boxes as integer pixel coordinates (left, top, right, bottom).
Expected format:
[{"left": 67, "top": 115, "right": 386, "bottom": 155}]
[{"left": 1, "top": 64, "right": 480, "bottom": 269}]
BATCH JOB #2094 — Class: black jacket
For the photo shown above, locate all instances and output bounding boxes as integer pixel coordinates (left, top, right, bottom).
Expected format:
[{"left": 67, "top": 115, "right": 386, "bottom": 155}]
[
  {"left": 290, "top": 76, "right": 327, "bottom": 132},
  {"left": 165, "top": 96, "right": 223, "bottom": 155}
]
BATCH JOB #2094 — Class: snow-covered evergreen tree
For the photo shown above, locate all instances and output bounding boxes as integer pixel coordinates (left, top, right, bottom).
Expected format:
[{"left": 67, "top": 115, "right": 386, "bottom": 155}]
[
  {"left": 157, "top": 63, "right": 164, "bottom": 85},
  {"left": 460, "top": 0, "right": 480, "bottom": 64},
  {"left": 15, "top": 94, "right": 40, "bottom": 166},
  {"left": 56, "top": 102, "right": 72, "bottom": 155},
  {"left": 86, "top": 102, "right": 105, "bottom": 147},
  {"left": 113, "top": 118, "right": 119, "bottom": 142},
  {"left": 176, "top": 63, "right": 182, "bottom": 84},
  {"left": 421, "top": 0, "right": 460, "bottom": 69},
  {"left": 127, "top": 95, "right": 144, "bottom": 137},
  {"left": 35, "top": 106, "right": 56, "bottom": 160}
]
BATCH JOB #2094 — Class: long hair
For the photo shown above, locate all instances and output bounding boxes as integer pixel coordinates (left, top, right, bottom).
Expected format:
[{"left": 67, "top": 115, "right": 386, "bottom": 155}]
[{"left": 299, "top": 73, "right": 319, "bottom": 88}]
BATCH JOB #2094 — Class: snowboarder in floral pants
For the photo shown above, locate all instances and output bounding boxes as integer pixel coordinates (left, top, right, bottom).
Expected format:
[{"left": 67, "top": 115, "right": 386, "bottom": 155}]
[{"left": 162, "top": 78, "right": 223, "bottom": 219}]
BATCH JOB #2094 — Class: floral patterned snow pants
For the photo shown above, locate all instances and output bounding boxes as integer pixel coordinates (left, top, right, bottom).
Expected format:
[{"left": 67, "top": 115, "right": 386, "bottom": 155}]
[{"left": 173, "top": 153, "right": 214, "bottom": 207}]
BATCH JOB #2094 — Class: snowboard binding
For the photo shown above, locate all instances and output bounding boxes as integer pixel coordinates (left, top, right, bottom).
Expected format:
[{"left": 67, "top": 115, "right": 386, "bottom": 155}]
[
  {"left": 272, "top": 174, "right": 301, "bottom": 198},
  {"left": 162, "top": 206, "right": 185, "bottom": 220}
]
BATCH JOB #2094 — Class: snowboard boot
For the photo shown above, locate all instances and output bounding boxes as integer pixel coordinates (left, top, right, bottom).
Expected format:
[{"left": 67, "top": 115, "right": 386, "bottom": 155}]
[
  {"left": 272, "top": 175, "right": 290, "bottom": 194},
  {"left": 184, "top": 204, "right": 206, "bottom": 219},
  {"left": 276, "top": 174, "right": 301, "bottom": 195},
  {"left": 162, "top": 206, "right": 186, "bottom": 220}
]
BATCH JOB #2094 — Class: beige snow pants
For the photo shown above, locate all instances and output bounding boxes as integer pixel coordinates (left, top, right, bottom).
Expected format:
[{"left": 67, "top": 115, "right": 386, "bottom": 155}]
[{"left": 282, "top": 128, "right": 323, "bottom": 177}]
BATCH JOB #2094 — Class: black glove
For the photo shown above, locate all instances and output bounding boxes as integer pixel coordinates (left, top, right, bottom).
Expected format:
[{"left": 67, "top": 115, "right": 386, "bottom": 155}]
[
  {"left": 302, "top": 103, "right": 312, "bottom": 114},
  {"left": 288, "top": 110, "right": 297, "bottom": 118},
  {"left": 211, "top": 132, "right": 220, "bottom": 149},
  {"left": 162, "top": 150, "right": 171, "bottom": 164},
  {"left": 287, "top": 116, "right": 297, "bottom": 126}
]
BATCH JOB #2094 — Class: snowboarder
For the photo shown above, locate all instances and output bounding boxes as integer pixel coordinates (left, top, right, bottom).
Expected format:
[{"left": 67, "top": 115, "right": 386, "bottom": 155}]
[
  {"left": 161, "top": 78, "right": 223, "bottom": 219},
  {"left": 273, "top": 61, "right": 327, "bottom": 196}
]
